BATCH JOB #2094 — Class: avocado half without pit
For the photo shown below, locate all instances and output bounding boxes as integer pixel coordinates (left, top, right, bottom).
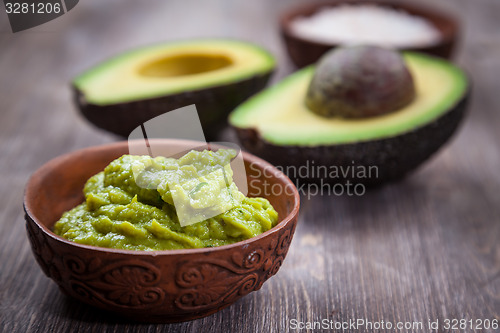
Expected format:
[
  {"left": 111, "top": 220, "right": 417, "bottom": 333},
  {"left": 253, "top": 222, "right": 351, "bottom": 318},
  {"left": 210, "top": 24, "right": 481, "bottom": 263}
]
[
  {"left": 73, "top": 39, "right": 275, "bottom": 139},
  {"left": 229, "top": 45, "right": 469, "bottom": 185}
]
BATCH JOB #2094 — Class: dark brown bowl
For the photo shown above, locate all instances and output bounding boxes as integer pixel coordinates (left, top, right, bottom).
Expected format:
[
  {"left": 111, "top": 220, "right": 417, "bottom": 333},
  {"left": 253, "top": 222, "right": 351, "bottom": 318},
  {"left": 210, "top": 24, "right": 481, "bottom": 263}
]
[
  {"left": 280, "top": 0, "right": 459, "bottom": 68},
  {"left": 24, "top": 139, "right": 299, "bottom": 323}
]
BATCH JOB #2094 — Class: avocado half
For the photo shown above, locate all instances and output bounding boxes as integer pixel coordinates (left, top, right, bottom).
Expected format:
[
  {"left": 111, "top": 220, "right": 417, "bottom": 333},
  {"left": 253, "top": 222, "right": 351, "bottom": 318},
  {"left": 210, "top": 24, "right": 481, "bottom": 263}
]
[
  {"left": 230, "top": 52, "right": 469, "bottom": 185},
  {"left": 73, "top": 39, "right": 275, "bottom": 139}
]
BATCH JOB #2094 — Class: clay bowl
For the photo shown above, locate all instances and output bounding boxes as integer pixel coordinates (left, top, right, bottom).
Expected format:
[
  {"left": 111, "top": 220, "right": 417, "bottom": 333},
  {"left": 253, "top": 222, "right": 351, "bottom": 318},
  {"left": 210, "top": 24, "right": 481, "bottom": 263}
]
[
  {"left": 24, "top": 139, "right": 300, "bottom": 323},
  {"left": 280, "top": 0, "right": 459, "bottom": 68}
]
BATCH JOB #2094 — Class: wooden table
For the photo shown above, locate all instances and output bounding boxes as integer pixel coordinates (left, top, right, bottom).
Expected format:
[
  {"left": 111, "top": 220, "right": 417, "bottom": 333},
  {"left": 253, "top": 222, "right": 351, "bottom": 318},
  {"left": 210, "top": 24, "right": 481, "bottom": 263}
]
[{"left": 1, "top": 0, "right": 499, "bottom": 332}]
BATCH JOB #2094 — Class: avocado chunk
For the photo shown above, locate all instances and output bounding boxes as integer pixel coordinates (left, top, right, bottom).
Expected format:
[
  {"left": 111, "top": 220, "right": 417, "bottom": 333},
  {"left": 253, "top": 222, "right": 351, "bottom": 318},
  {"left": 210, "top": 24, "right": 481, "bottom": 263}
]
[
  {"left": 230, "top": 52, "right": 469, "bottom": 184},
  {"left": 306, "top": 45, "right": 416, "bottom": 118},
  {"left": 73, "top": 39, "right": 275, "bottom": 139}
]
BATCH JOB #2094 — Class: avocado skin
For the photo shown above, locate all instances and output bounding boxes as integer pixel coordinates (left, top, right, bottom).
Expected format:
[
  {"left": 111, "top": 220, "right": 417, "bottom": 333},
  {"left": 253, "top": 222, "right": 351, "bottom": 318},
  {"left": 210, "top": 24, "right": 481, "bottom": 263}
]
[
  {"left": 234, "top": 92, "right": 468, "bottom": 186},
  {"left": 74, "top": 71, "right": 272, "bottom": 140}
]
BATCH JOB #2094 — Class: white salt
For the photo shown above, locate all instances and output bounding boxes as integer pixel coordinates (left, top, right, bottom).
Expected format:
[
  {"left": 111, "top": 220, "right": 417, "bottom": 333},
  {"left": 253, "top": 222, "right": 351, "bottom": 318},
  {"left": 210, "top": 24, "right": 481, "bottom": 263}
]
[{"left": 290, "top": 4, "right": 441, "bottom": 48}]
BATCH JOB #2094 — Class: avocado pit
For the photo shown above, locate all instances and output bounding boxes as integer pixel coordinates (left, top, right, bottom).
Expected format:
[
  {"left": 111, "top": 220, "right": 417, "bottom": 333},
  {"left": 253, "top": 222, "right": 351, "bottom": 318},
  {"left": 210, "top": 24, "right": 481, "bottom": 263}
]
[{"left": 305, "top": 45, "right": 416, "bottom": 118}]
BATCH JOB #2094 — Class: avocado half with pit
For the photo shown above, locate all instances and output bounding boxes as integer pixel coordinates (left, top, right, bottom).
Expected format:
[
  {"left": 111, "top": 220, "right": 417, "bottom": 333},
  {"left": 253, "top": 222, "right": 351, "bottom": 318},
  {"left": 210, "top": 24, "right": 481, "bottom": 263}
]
[
  {"left": 230, "top": 52, "right": 469, "bottom": 185},
  {"left": 73, "top": 39, "right": 275, "bottom": 139}
]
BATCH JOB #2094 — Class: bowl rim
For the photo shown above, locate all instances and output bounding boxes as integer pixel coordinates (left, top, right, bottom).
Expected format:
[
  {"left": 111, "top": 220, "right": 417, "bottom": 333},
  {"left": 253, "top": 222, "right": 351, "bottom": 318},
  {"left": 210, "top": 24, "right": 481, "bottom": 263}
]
[
  {"left": 24, "top": 139, "right": 300, "bottom": 256},
  {"left": 279, "top": 0, "right": 458, "bottom": 49}
]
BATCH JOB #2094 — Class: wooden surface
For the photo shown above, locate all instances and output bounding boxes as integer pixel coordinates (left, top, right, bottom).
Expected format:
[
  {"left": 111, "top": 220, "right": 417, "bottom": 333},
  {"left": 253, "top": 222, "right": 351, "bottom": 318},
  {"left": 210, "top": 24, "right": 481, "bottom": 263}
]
[{"left": 1, "top": 0, "right": 499, "bottom": 332}]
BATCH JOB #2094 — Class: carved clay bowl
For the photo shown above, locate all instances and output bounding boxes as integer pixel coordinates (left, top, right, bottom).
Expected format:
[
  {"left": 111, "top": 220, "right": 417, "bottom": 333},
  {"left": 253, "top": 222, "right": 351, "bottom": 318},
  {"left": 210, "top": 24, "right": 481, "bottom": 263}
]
[
  {"left": 24, "top": 139, "right": 300, "bottom": 323},
  {"left": 280, "top": 0, "right": 459, "bottom": 67}
]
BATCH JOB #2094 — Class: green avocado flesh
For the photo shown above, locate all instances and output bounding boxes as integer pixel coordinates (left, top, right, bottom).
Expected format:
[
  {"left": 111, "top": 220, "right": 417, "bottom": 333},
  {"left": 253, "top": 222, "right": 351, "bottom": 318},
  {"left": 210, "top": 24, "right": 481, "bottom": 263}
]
[
  {"left": 73, "top": 39, "right": 275, "bottom": 105},
  {"left": 53, "top": 149, "right": 278, "bottom": 251},
  {"left": 230, "top": 52, "right": 467, "bottom": 146}
]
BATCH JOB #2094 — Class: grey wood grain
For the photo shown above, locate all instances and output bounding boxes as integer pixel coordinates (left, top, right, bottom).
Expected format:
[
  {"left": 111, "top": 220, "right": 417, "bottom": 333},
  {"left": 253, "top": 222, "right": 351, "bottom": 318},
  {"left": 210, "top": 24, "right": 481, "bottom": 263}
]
[{"left": 0, "top": 0, "right": 499, "bottom": 332}]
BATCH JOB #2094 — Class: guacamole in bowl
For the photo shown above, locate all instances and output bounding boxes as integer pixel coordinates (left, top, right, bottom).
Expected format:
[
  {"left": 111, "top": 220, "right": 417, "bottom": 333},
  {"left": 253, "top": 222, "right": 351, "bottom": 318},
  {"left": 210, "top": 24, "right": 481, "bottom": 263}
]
[{"left": 54, "top": 149, "right": 278, "bottom": 250}]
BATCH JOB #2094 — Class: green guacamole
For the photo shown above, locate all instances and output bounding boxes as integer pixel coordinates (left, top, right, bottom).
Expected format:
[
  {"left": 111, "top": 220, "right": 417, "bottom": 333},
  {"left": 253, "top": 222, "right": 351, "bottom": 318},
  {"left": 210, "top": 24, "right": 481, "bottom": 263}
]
[{"left": 54, "top": 149, "right": 278, "bottom": 250}]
